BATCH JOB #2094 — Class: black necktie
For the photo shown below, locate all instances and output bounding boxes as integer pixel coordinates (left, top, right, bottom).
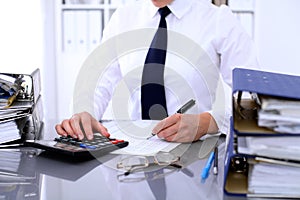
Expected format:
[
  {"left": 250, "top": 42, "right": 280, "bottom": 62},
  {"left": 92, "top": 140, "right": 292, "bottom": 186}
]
[{"left": 141, "top": 6, "right": 171, "bottom": 120}]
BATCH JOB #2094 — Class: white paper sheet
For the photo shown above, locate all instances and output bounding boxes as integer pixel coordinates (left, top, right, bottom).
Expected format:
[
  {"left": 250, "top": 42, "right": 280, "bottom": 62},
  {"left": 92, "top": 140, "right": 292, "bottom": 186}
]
[{"left": 102, "top": 120, "right": 180, "bottom": 156}]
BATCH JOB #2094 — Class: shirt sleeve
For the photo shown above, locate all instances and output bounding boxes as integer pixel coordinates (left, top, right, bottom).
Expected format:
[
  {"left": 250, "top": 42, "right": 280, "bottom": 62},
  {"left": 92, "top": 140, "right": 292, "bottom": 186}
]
[
  {"left": 216, "top": 5, "right": 260, "bottom": 86},
  {"left": 209, "top": 5, "right": 260, "bottom": 135}
]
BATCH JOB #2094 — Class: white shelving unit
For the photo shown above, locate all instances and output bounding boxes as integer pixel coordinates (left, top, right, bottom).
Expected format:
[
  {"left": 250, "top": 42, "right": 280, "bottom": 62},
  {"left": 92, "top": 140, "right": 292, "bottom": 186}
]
[
  {"left": 60, "top": 1, "right": 119, "bottom": 31},
  {"left": 54, "top": 0, "right": 124, "bottom": 120},
  {"left": 229, "top": 0, "right": 255, "bottom": 38}
]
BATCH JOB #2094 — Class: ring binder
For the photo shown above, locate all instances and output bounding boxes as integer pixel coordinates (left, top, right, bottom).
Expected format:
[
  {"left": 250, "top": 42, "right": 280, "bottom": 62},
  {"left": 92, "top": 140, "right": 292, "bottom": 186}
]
[
  {"left": 224, "top": 68, "right": 300, "bottom": 198},
  {"left": 233, "top": 68, "right": 300, "bottom": 135}
]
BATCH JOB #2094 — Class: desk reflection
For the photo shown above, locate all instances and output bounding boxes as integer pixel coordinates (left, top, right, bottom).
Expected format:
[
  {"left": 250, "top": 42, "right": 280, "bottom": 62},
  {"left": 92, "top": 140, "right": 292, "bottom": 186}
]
[
  {"left": 1, "top": 136, "right": 225, "bottom": 200},
  {"left": 0, "top": 148, "right": 40, "bottom": 200},
  {"left": 37, "top": 136, "right": 225, "bottom": 200}
]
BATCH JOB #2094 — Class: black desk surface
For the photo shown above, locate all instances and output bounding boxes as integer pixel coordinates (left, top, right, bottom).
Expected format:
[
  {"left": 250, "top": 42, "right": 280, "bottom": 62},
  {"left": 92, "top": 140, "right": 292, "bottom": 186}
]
[{"left": 1, "top": 134, "right": 279, "bottom": 200}]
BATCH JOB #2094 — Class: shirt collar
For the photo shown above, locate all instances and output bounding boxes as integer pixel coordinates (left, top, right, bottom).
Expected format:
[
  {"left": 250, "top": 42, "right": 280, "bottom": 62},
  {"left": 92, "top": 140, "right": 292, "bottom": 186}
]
[{"left": 147, "top": 0, "right": 194, "bottom": 19}]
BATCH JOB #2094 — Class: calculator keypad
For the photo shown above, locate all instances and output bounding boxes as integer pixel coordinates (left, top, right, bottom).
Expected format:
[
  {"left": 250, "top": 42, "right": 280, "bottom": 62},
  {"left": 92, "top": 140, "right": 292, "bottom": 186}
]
[
  {"left": 54, "top": 134, "right": 125, "bottom": 151},
  {"left": 25, "top": 133, "right": 129, "bottom": 159}
]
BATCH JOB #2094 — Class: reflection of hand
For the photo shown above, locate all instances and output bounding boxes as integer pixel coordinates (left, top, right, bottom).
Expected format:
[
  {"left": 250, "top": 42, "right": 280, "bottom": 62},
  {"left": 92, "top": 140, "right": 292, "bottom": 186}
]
[
  {"left": 152, "top": 112, "right": 218, "bottom": 143},
  {"left": 55, "top": 111, "right": 110, "bottom": 140}
]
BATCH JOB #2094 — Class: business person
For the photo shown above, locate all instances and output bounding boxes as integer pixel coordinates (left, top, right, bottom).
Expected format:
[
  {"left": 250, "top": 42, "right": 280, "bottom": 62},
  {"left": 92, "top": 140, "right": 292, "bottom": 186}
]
[{"left": 55, "top": 0, "right": 259, "bottom": 143}]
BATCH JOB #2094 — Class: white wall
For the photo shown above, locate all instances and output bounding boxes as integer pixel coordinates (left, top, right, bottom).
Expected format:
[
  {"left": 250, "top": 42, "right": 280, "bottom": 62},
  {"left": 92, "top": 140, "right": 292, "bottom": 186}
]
[
  {"left": 255, "top": 0, "right": 300, "bottom": 75},
  {"left": 0, "top": 0, "right": 58, "bottom": 137},
  {"left": 0, "top": 0, "right": 43, "bottom": 73},
  {"left": 40, "top": 0, "right": 58, "bottom": 137}
]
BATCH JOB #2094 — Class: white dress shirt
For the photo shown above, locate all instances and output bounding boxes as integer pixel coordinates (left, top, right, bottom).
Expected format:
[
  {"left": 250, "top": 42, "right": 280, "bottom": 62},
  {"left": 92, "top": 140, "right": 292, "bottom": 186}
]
[{"left": 92, "top": 0, "right": 259, "bottom": 134}]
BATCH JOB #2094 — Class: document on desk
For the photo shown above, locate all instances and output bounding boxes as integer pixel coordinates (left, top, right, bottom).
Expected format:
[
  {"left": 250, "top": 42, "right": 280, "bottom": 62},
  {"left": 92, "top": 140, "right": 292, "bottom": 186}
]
[{"left": 103, "top": 120, "right": 180, "bottom": 156}]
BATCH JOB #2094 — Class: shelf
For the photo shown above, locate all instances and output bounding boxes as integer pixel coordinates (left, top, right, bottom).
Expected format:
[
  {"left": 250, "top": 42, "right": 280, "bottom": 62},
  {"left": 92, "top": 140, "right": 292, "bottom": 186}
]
[
  {"left": 61, "top": 4, "right": 119, "bottom": 10},
  {"left": 231, "top": 9, "right": 254, "bottom": 14}
]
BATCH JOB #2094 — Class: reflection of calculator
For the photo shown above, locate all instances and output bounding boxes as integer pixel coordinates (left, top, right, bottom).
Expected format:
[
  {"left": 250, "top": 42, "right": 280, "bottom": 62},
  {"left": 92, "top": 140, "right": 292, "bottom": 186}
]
[{"left": 25, "top": 133, "right": 128, "bottom": 160}]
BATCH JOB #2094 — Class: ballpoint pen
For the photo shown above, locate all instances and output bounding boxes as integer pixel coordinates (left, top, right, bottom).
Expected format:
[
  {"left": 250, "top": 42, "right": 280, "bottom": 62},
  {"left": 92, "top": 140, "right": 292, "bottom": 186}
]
[
  {"left": 176, "top": 99, "right": 196, "bottom": 114},
  {"left": 213, "top": 146, "right": 218, "bottom": 175},
  {"left": 201, "top": 149, "right": 215, "bottom": 183},
  {"left": 146, "top": 99, "right": 196, "bottom": 140}
]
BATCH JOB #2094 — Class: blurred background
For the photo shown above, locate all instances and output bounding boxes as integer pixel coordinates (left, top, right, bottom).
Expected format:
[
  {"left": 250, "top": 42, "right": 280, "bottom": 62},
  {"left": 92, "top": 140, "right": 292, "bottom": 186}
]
[{"left": 0, "top": 0, "right": 299, "bottom": 136}]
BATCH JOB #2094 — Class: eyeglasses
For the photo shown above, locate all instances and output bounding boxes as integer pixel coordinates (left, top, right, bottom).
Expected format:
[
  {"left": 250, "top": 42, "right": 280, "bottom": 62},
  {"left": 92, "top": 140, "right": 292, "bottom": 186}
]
[{"left": 116, "top": 151, "right": 182, "bottom": 182}]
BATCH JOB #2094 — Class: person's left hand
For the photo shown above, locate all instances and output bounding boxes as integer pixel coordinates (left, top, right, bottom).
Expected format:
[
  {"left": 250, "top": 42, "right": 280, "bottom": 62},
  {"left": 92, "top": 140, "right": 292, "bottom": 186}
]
[{"left": 152, "top": 112, "right": 218, "bottom": 143}]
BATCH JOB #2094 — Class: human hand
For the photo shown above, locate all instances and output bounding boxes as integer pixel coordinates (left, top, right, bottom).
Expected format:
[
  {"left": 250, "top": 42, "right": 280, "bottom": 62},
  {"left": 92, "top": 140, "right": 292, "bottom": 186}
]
[
  {"left": 152, "top": 112, "right": 218, "bottom": 143},
  {"left": 55, "top": 111, "right": 110, "bottom": 140}
]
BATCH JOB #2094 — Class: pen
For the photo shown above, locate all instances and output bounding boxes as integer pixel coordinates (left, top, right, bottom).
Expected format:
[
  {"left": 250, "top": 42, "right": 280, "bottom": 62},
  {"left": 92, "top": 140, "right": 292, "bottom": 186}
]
[
  {"left": 176, "top": 99, "right": 196, "bottom": 114},
  {"left": 147, "top": 99, "right": 196, "bottom": 140},
  {"left": 213, "top": 146, "right": 218, "bottom": 175},
  {"left": 201, "top": 150, "right": 215, "bottom": 183}
]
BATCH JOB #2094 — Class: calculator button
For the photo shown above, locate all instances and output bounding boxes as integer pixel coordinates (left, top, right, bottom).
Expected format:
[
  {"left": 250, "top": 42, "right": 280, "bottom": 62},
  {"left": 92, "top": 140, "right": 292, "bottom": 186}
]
[
  {"left": 110, "top": 140, "right": 124, "bottom": 144},
  {"left": 79, "top": 143, "right": 96, "bottom": 149}
]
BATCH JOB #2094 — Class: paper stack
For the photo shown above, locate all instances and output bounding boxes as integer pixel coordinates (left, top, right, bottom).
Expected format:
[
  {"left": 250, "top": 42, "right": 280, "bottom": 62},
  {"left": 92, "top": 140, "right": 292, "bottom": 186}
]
[
  {"left": 237, "top": 135, "right": 300, "bottom": 197},
  {"left": 258, "top": 96, "right": 300, "bottom": 133},
  {"left": 248, "top": 161, "right": 300, "bottom": 197},
  {"left": 238, "top": 135, "right": 300, "bottom": 161}
]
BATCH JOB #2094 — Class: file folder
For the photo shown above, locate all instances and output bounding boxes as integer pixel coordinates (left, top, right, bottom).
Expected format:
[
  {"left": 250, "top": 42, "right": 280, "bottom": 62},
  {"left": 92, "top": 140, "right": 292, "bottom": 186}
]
[
  {"left": 18, "top": 95, "right": 44, "bottom": 141},
  {"left": 0, "top": 68, "right": 41, "bottom": 108},
  {"left": 232, "top": 68, "right": 300, "bottom": 136},
  {"left": 0, "top": 68, "right": 43, "bottom": 144},
  {"left": 224, "top": 123, "right": 300, "bottom": 198},
  {"left": 224, "top": 68, "right": 300, "bottom": 198}
]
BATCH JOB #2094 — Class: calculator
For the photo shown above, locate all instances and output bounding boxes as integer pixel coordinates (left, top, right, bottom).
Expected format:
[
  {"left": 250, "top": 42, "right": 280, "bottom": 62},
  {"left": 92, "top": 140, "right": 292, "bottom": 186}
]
[{"left": 25, "top": 133, "right": 129, "bottom": 160}]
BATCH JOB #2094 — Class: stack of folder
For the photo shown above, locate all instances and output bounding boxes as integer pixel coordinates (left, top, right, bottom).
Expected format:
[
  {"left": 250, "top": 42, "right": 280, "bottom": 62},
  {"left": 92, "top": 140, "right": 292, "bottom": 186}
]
[
  {"left": 224, "top": 68, "right": 300, "bottom": 198},
  {"left": 0, "top": 69, "right": 43, "bottom": 145}
]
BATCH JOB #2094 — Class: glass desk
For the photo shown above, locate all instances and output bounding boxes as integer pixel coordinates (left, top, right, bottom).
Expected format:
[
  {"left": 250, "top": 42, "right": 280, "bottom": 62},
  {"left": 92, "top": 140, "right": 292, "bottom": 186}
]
[
  {"left": 1, "top": 134, "right": 231, "bottom": 200},
  {"left": 4, "top": 133, "right": 290, "bottom": 200}
]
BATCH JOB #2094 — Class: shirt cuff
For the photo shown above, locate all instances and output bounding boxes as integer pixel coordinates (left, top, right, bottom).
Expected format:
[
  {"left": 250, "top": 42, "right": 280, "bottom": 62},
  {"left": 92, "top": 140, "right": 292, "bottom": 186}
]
[{"left": 207, "top": 108, "right": 231, "bottom": 135}]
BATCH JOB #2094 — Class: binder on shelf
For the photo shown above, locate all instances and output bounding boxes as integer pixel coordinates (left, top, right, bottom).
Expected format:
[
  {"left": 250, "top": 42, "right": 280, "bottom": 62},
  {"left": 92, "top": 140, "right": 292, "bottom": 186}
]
[
  {"left": 75, "top": 10, "right": 89, "bottom": 52},
  {"left": 87, "top": 10, "right": 102, "bottom": 51},
  {"left": 232, "top": 68, "right": 300, "bottom": 136},
  {"left": 63, "top": 10, "right": 76, "bottom": 53}
]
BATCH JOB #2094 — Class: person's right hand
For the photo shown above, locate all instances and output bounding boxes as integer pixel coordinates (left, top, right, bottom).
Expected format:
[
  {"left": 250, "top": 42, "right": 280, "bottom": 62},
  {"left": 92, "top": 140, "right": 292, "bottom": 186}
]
[{"left": 55, "top": 111, "right": 110, "bottom": 140}]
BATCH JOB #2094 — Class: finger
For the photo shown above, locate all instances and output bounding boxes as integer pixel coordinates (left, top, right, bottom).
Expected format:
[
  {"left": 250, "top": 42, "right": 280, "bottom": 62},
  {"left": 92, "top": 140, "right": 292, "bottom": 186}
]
[
  {"left": 78, "top": 116, "right": 94, "bottom": 140},
  {"left": 92, "top": 120, "right": 110, "bottom": 138},
  {"left": 157, "top": 122, "right": 178, "bottom": 139},
  {"left": 164, "top": 130, "right": 190, "bottom": 143},
  {"left": 61, "top": 119, "right": 76, "bottom": 138},
  {"left": 164, "top": 133, "right": 177, "bottom": 142},
  {"left": 69, "top": 115, "right": 85, "bottom": 139},
  {"left": 55, "top": 124, "right": 68, "bottom": 137},
  {"left": 152, "top": 114, "right": 181, "bottom": 134}
]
